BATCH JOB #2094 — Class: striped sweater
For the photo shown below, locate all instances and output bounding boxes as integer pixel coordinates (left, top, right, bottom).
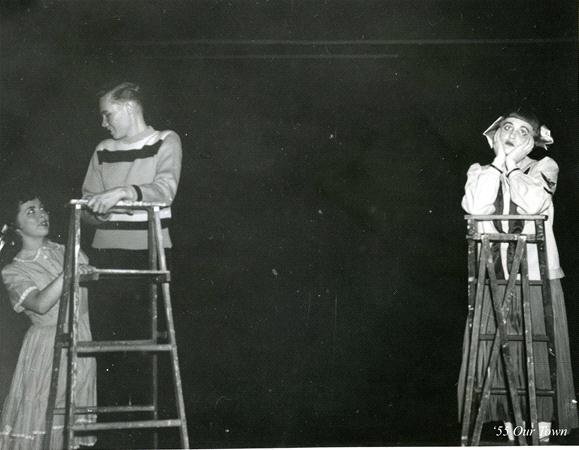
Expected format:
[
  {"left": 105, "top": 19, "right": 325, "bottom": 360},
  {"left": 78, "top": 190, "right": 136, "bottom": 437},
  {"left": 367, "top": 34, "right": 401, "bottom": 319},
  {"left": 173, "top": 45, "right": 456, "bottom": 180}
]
[{"left": 82, "top": 126, "right": 182, "bottom": 250}]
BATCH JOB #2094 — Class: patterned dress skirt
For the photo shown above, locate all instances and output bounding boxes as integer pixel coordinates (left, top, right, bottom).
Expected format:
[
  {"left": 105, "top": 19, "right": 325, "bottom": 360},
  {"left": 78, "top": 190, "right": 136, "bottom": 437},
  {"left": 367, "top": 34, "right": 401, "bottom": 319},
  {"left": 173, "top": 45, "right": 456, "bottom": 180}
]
[
  {"left": 457, "top": 279, "right": 578, "bottom": 431},
  {"left": 0, "top": 313, "right": 97, "bottom": 450}
]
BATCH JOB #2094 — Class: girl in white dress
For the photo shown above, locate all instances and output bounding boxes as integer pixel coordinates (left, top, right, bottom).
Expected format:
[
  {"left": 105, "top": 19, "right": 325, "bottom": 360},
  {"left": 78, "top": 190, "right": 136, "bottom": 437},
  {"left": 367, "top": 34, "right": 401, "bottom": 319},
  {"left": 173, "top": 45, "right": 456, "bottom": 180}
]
[
  {"left": 457, "top": 110, "right": 578, "bottom": 443},
  {"left": 0, "top": 192, "right": 97, "bottom": 449}
]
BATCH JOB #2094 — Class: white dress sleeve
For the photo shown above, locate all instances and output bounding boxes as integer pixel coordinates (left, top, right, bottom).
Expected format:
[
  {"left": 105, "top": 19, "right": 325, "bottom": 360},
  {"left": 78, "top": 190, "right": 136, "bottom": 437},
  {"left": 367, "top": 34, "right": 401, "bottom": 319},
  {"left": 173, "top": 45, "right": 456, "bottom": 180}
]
[
  {"left": 461, "top": 163, "right": 502, "bottom": 214},
  {"left": 1, "top": 265, "right": 38, "bottom": 313},
  {"left": 507, "top": 157, "right": 558, "bottom": 214}
]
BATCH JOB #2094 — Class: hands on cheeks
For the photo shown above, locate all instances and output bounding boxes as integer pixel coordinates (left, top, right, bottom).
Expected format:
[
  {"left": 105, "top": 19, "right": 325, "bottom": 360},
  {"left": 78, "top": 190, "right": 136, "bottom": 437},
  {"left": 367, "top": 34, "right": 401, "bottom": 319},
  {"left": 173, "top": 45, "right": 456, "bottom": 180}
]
[
  {"left": 492, "top": 131, "right": 535, "bottom": 172},
  {"left": 83, "top": 187, "right": 134, "bottom": 215},
  {"left": 505, "top": 136, "right": 534, "bottom": 171},
  {"left": 492, "top": 132, "right": 507, "bottom": 170}
]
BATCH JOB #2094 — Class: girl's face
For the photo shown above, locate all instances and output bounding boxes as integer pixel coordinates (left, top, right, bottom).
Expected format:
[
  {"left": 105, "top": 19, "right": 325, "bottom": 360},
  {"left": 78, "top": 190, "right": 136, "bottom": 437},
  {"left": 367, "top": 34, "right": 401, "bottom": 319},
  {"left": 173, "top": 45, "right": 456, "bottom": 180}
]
[
  {"left": 496, "top": 117, "right": 535, "bottom": 158},
  {"left": 16, "top": 198, "right": 49, "bottom": 239}
]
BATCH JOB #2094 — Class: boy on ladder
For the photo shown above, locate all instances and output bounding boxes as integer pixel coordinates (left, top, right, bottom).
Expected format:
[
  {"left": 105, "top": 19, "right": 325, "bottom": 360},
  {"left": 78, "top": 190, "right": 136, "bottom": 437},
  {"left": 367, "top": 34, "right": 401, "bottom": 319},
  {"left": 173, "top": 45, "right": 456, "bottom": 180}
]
[{"left": 81, "top": 82, "right": 183, "bottom": 435}]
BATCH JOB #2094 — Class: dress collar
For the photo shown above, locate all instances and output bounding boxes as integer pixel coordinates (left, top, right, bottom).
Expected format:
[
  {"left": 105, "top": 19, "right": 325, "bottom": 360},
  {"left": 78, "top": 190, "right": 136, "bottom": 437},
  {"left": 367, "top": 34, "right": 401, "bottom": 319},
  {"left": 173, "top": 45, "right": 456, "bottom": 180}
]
[
  {"left": 14, "top": 241, "right": 55, "bottom": 262},
  {"left": 517, "top": 156, "right": 535, "bottom": 173}
]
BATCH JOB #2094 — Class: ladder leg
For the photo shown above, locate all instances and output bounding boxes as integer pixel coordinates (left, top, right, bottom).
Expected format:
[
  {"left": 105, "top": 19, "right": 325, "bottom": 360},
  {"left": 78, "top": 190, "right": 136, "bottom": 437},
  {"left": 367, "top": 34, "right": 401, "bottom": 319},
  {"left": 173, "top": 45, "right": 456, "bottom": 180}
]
[
  {"left": 151, "top": 283, "right": 160, "bottom": 450},
  {"left": 43, "top": 205, "right": 79, "bottom": 450},
  {"left": 458, "top": 225, "right": 478, "bottom": 422},
  {"left": 161, "top": 282, "right": 190, "bottom": 448},
  {"left": 43, "top": 286, "right": 69, "bottom": 449},
  {"left": 460, "top": 238, "right": 490, "bottom": 445},
  {"left": 148, "top": 208, "right": 160, "bottom": 450},
  {"left": 43, "top": 289, "right": 69, "bottom": 450},
  {"left": 65, "top": 205, "right": 84, "bottom": 449},
  {"left": 535, "top": 220, "right": 558, "bottom": 431},
  {"left": 521, "top": 247, "right": 539, "bottom": 445},
  {"left": 153, "top": 207, "right": 190, "bottom": 448}
]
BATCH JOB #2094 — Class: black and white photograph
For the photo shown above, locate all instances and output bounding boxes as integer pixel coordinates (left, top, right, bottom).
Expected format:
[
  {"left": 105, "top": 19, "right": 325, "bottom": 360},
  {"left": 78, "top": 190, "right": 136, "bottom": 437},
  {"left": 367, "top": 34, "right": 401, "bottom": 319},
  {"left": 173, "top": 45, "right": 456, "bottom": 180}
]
[{"left": 0, "top": 1, "right": 577, "bottom": 448}]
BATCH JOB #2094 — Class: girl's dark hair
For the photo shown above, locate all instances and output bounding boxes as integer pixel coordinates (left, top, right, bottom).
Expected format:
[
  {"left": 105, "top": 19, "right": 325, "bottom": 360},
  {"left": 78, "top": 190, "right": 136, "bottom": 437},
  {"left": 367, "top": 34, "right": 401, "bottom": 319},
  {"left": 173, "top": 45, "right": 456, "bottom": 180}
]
[
  {"left": 98, "top": 82, "right": 144, "bottom": 110},
  {"left": 0, "top": 189, "right": 42, "bottom": 270}
]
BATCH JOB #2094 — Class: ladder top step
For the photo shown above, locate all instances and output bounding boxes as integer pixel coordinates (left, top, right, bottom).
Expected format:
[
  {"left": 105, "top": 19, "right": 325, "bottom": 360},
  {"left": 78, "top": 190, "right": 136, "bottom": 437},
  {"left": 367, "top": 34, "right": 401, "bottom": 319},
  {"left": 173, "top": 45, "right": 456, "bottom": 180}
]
[
  {"left": 80, "top": 269, "right": 170, "bottom": 282},
  {"left": 465, "top": 214, "right": 546, "bottom": 221},
  {"left": 70, "top": 199, "right": 169, "bottom": 209}
]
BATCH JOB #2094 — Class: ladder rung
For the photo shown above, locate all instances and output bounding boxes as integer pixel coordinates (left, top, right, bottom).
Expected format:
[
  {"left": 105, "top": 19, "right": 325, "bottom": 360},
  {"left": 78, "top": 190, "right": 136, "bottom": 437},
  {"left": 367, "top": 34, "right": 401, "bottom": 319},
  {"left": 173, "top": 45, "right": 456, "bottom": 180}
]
[
  {"left": 475, "top": 388, "right": 555, "bottom": 396},
  {"left": 77, "top": 340, "right": 172, "bottom": 353},
  {"left": 80, "top": 269, "right": 170, "bottom": 283},
  {"left": 54, "top": 405, "right": 155, "bottom": 415},
  {"left": 483, "top": 279, "right": 544, "bottom": 286},
  {"left": 467, "top": 233, "right": 542, "bottom": 243},
  {"left": 479, "top": 334, "right": 549, "bottom": 342},
  {"left": 53, "top": 335, "right": 171, "bottom": 349},
  {"left": 73, "top": 419, "right": 182, "bottom": 432}
]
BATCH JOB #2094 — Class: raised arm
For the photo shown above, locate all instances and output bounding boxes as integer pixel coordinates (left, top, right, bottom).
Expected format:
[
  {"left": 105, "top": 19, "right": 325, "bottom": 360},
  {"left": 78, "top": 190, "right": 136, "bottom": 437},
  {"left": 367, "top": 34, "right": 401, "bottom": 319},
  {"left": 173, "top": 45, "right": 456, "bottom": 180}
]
[
  {"left": 19, "top": 274, "right": 64, "bottom": 315},
  {"left": 2, "top": 261, "right": 93, "bottom": 315}
]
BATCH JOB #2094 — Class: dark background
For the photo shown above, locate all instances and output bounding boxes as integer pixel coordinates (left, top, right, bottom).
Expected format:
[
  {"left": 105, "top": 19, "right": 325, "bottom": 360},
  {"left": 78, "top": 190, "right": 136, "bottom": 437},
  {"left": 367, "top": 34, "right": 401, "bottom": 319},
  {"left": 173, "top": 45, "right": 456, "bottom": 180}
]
[{"left": 1, "top": 0, "right": 577, "bottom": 447}]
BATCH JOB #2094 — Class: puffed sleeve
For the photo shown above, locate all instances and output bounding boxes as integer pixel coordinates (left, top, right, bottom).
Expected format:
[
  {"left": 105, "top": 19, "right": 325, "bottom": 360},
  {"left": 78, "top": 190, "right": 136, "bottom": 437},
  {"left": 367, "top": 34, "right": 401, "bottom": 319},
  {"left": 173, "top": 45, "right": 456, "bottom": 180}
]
[
  {"left": 461, "top": 163, "right": 502, "bottom": 214},
  {"left": 1, "top": 265, "right": 38, "bottom": 313},
  {"left": 138, "top": 131, "right": 182, "bottom": 205},
  {"left": 507, "top": 157, "right": 558, "bottom": 214},
  {"left": 55, "top": 242, "right": 89, "bottom": 265}
]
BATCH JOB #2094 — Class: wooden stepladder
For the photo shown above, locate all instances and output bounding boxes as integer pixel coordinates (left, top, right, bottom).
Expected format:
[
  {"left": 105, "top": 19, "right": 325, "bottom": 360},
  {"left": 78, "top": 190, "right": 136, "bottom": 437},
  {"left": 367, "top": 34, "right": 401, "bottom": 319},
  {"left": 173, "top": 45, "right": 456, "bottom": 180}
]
[
  {"left": 459, "top": 214, "right": 557, "bottom": 446},
  {"left": 43, "top": 199, "right": 189, "bottom": 450}
]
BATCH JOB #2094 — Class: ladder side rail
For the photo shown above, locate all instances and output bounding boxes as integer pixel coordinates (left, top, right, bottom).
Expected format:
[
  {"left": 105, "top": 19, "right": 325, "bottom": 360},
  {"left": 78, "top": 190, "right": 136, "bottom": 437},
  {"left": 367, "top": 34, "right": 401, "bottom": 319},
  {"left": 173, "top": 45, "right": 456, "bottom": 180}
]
[
  {"left": 458, "top": 219, "right": 478, "bottom": 422},
  {"left": 162, "top": 279, "right": 190, "bottom": 449},
  {"left": 534, "top": 218, "right": 558, "bottom": 426},
  {"left": 521, "top": 245, "right": 540, "bottom": 444},
  {"left": 466, "top": 218, "right": 478, "bottom": 315},
  {"left": 148, "top": 206, "right": 160, "bottom": 450},
  {"left": 64, "top": 205, "right": 83, "bottom": 449},
  {"left": 152, "top": 206, "right": 190, "bottom": 448},
  {"left": 43, "top": 204, "right": 79, "bottom": 450},
  {"left": 471, "top": 236, "right": 527, "bottom": 445},
  {"left": 460, "top": 237, "right": 491, "bottom": 445}
]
